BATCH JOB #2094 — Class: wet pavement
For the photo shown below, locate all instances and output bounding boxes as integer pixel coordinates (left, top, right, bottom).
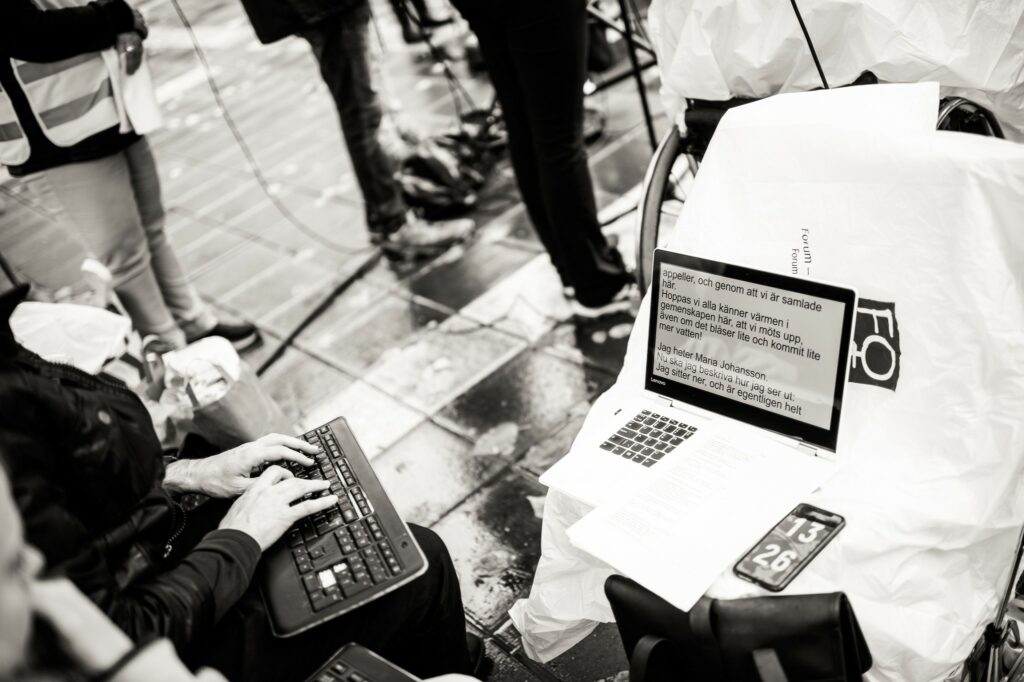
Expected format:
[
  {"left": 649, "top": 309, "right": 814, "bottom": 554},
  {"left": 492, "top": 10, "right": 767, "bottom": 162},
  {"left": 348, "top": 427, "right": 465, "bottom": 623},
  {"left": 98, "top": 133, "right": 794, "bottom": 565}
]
[{"left": 0, "top": 0, "right": 669, "bottom": 678}]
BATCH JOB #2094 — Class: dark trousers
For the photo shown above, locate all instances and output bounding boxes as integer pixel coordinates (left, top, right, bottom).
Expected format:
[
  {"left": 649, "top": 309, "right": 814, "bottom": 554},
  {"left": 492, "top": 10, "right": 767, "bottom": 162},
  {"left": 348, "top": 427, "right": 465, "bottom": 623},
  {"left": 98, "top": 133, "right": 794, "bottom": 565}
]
[
  {"left": 179, "top": 498, "right": 471, "bottom": 681},
  {"left": 299, "top": 6, "right": 408, "bottom": 235},
  {"left": 452, "top": 0, "right": 630, "bottom": 306}
]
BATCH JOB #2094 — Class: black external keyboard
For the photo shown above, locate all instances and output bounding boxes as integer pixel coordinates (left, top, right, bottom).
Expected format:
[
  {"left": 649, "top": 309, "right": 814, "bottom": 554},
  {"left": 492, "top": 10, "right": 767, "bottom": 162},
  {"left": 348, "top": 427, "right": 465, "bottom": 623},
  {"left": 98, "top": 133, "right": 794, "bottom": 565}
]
[
  {"left": 259, "top": 418, "right": 426, "bottom": 637},
  {"left": 599, "top": 409, "right": 697, "bottom": 467},
  {"left": 305, "top": 644, "right": 419, "bottom": 682}
]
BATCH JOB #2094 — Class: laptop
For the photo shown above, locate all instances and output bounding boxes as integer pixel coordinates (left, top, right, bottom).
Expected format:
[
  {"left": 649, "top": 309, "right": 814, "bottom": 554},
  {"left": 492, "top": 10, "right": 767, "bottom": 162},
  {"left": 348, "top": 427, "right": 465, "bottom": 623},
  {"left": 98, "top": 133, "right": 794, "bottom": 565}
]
[
  {"left": 258, "top": 417, "right": 427, "bottom": 637},
  {"left": 540, "top": 249, "right": 857, "bottom": 507}
]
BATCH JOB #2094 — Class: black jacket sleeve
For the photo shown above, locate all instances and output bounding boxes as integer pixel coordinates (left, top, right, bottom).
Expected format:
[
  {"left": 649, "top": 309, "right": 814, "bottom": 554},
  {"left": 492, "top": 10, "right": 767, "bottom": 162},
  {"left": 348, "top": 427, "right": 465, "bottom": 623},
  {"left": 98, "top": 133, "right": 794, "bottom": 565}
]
[
  {"left": 1, "top": 0, "right": 135, "bottom": 62},
  {"left": 100, "top": 530, "right": 263, "bottom": 648},
  {"left": 13, "top": 457, "right": 262, "bottom": 650}
]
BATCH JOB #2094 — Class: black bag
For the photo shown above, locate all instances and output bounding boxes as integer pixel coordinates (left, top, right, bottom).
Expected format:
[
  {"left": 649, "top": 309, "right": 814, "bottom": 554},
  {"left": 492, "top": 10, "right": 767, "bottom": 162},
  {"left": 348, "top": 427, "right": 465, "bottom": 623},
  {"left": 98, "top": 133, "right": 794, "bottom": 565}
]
[
  {"left": 606, "top": 575, "right": 872, "bottom": 681},
  {"left": 398, "top": 135, "right": 491, "bottom": 220}
]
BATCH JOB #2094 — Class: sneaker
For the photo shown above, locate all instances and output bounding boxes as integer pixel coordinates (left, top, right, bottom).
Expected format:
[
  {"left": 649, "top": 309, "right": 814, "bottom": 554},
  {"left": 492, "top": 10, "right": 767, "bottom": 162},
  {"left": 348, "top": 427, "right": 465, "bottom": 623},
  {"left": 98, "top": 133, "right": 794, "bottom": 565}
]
[
  {"left": 380, "top": 213, "right": 474, "bottom": 258},
  {"left": 186, "top": 320, "right": 262, "bottom": 352},
  {"left": 571, "top": 282, "right": 637, "bottom": 319}
]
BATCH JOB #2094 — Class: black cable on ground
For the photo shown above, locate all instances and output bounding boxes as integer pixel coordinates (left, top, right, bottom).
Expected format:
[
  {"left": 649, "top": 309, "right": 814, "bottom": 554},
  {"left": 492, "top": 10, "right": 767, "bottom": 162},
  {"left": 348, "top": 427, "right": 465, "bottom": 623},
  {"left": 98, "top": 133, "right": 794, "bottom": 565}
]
[
  {"left": 256, "top": 248, "right": 382, "bottom": 376},
  {"left": 168, "top": 0, "right": 360, "bottom": 255}
]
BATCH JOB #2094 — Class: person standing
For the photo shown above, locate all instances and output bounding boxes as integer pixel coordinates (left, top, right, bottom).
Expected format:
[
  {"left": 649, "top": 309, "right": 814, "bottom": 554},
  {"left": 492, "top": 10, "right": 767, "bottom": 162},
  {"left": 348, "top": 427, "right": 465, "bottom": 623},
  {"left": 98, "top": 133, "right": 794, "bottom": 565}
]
[
  {"left": 0, "top": 0, "right": 259, "bottom": 351},
  {"left": 237, "top": 0, "right": 474, "bottom": 257},
  {"left": 449, "top": 0, "right": 634, "bottom": 317}
]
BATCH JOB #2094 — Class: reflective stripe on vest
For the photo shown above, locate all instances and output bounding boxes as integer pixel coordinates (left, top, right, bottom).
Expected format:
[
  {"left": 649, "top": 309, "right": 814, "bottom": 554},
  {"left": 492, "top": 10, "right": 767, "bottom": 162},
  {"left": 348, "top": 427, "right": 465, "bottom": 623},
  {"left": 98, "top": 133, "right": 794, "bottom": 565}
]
[
  {"left": 11, "top": 51, "right": 119, "bottom": 148},
  {"left": 0, "top": 83, "right": 29, "bottom": 166}
]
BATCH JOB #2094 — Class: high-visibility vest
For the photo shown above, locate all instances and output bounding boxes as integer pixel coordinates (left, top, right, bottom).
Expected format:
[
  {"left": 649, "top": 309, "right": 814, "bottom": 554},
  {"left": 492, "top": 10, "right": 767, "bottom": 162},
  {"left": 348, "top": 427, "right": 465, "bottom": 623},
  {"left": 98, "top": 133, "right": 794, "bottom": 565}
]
[{"left": 0, "top": 0, "right": 121, "bottom": 166}]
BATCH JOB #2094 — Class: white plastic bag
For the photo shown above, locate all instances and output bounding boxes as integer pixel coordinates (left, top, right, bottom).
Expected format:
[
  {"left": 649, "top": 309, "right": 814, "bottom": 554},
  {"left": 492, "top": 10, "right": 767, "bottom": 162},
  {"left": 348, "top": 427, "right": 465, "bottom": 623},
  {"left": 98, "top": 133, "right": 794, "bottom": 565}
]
[
  {"left": 10, "top": 301, "right": 131, "bottom": 374},
  {"left": 163, "top": 337, "right": 290, "bottom": 448},
  {"left": 648, "top": 0, "right": 1024, "bottom": 140}
]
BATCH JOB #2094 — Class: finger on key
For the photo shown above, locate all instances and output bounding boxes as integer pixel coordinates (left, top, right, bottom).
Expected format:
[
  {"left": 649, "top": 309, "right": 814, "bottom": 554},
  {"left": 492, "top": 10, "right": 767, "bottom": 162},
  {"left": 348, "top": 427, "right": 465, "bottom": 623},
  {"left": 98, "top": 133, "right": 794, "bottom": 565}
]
[
  {"left": 254, "top": 465, "right": 292, "bottom": 489},
  {"left": 289, "top": 495, "right": 339, "bottom": 521},
  {"left": 270, "top": 433, "right": 320, "bottom": 455},
  {"left": 274, "top": 477, "right": 330, "bottom": 502},
  {"left": 269, "top": 444, "right": 314, "bottom": 467}
]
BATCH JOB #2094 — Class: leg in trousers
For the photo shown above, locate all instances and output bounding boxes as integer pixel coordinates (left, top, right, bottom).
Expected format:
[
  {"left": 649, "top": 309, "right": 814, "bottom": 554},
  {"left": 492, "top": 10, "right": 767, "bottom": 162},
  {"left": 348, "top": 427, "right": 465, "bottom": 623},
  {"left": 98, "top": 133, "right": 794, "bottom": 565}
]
[
  {"left": 43, "top": 150, "right": 189, "bottom": 347},
  {"left": 300, "top": 7, "right": 408, "bottom": 237},
  {"left": 188, "top": 525, "right": 473, "bottom": 682}
]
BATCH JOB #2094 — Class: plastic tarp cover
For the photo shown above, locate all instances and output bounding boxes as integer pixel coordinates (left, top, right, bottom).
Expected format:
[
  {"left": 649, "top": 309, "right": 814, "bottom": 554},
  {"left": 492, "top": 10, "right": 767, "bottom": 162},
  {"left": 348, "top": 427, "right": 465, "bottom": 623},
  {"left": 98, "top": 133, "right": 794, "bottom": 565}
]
[
  {"left": 647, "top": 0, "right": 1024, "bottom": 140},
  {"left": 510, "top": 84, "right": 1024, "bottom": 681}
]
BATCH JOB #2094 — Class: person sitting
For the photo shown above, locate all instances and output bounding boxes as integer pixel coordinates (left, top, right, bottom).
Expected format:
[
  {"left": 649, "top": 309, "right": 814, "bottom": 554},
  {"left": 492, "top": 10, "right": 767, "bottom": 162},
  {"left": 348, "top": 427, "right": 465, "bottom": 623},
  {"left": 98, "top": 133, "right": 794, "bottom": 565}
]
[
  {"left": 0, "top": 464, "right": 478, "bottom": 682},
  {"left": 0, "top": 282, "right": 485, "bottom": 681}
]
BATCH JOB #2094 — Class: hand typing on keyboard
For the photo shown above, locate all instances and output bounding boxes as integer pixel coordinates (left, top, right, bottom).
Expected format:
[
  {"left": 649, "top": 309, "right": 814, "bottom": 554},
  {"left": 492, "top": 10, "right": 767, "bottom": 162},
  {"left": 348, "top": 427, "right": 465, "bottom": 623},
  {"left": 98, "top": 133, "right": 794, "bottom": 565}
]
[
  {"left": 219, "top": 466, "right": 339, "bottom": 551},
  {"left": 164, "top": 433, "right": 320, "bottom": 498}
]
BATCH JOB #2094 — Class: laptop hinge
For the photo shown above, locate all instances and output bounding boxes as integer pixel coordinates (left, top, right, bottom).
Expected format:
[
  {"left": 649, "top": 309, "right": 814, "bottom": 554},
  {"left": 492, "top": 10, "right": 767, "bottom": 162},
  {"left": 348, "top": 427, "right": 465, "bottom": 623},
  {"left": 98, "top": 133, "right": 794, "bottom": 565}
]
[{"left": 797, "top": 442, "right": 822, "bottom": 458}]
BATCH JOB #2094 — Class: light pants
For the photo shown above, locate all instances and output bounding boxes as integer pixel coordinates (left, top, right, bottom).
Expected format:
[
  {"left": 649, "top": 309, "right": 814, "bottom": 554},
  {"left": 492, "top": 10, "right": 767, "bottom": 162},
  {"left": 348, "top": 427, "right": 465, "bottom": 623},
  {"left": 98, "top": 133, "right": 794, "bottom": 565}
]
[{"left": 44, "top": 137, "right": 216, "bottom": 348}]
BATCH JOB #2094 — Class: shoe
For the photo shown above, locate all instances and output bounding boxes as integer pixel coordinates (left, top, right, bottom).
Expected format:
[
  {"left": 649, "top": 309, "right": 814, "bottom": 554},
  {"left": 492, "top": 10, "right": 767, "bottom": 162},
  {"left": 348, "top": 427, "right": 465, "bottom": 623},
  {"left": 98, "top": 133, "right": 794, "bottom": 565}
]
[
  {"left": 571, "top": 282, "right": 637, "bottom": 319},
  {"left": 186, "top": 320, "right": 262, "bottom": 352},
  {"left": 380, "top": 213, "right": 474, "bottom": 258},
  {"left": 466, "top": 633, "right": 492, "bottom": 680}
]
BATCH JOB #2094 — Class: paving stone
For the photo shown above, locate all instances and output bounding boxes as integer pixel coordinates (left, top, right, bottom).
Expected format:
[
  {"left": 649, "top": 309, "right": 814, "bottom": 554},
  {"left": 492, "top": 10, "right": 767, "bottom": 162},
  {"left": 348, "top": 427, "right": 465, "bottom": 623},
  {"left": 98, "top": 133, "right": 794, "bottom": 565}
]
[
  {"left": 435, "top": 350, "right": 614, "bottom": 459},
  {"left": 300, "top": 379, "right": 425, "bottom": 459},
  {"left": 519, "top": 401, "right": 592, "bottom": 477},
  {"left": 543, "top": 623, "right": 627, "bottom": 682},
  {"left": 191, "top": 240, "right": 286, "bottom": 299},
  {"left": 540, "top": 311, "right": 638, "bottom": 376},
  {"left": 409, "top": 240, "right": 537, "bottom": 311},
  {"left": 178, "top": 229, "right": 250, "bottom": 275},
  {"left": 433, "top": 471, "right": 546, "bottom": 628},
  {"left": 299, "top": 292, "right": 449, "bottom": 374},
  {"left": 260, "top": 348, "right": 353, "bottom": 424},
  {"left": 483, "top": 637, "right": 549, "bottom": 682},
  {"left": 257, "top": 251, "right": 378, "bottom": 337},
  {"left": 458, "top": 254, "right": 572, "bottom": 343},
  {"left": 223, "top": 255, "right": 336, "bottom": 322},
  {"left": 372, "top": 421, "right": 504, "bottom": 527},
  {"left": 362, "top": 317, "right": 526, "bottom": 413}
]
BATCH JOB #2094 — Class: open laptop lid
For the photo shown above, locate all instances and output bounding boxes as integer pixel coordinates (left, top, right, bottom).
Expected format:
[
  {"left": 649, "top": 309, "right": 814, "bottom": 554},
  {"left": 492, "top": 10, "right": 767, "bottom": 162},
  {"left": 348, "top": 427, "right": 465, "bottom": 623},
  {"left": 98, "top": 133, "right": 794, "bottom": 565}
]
[{"left": 645, "top": 249, "right": 857, "bottom": 453}]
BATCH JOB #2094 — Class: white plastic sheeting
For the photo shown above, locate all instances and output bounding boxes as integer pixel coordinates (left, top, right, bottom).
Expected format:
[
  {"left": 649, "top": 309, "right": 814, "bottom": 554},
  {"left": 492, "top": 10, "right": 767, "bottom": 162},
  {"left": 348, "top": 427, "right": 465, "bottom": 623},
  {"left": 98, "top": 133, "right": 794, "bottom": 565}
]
[
  {"left": 647, "top": 0, "right": 1024, "bottom": 140},
  {"left": 510, "top": 84, "right": 1024, "bottom": 681}
]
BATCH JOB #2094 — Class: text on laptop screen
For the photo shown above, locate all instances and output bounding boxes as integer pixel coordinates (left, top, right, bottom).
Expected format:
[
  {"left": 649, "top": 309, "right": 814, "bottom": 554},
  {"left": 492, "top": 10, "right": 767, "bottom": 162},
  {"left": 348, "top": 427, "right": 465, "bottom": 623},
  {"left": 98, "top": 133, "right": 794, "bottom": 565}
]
[{"left": 651, "top": 260, "right": 848, "bottom": 431}]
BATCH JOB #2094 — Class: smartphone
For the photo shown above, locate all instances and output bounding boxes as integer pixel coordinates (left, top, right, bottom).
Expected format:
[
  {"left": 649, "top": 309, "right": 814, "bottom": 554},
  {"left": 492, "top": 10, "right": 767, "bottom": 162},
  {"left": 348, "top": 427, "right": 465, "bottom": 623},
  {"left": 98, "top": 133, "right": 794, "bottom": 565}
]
[{"left": 733, "top": 503, "right": 845, "bottom": 592}]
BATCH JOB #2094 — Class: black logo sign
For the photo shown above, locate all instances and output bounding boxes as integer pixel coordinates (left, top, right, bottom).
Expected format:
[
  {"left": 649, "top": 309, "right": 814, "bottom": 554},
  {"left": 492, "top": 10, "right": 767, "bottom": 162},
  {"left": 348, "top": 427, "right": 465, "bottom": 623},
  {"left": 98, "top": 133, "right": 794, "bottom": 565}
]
[{"left": 849, "top": 299, "right": 900, "bottom": 391}]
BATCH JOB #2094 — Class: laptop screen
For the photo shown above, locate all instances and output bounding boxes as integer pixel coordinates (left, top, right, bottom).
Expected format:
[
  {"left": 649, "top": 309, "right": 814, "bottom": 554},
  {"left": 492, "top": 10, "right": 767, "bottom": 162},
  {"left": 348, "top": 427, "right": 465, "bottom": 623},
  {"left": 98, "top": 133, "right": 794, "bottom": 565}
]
[{"left": 645, "top": 250, "right": 857, "bottom": 452}]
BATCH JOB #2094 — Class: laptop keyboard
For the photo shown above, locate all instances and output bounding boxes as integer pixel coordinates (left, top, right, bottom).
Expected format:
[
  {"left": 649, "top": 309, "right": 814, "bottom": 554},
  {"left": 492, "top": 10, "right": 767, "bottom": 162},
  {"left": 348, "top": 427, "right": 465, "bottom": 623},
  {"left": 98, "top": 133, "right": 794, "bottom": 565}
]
[
  {"left": 257, "top": 426, "right": 405, "bottom": 611},
  {"left": 599, "top": 409, "right": 697, "bottom": 467}
]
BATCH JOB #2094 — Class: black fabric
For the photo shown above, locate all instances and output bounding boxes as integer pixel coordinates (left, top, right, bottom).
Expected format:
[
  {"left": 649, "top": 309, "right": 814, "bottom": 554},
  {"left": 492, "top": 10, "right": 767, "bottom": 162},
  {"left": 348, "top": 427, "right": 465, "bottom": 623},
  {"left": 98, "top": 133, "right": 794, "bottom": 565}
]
[
  {"left": 0, "top": 286, "right": 260, "bottom": 650},
  {"left": 184, "top": 524, "right": 473, "bottom": 682},
  {"left": 605, "top": 575, "right": 872, "bottom": 682},
  {"left": 237, "top": 0, "right": 366, "bottom": 44},
  {"left": 449, "top": 0, "right": 631, "bottom": 306},
  {"left": 0, "top": 0, "right": 139, "bottom": 176}
]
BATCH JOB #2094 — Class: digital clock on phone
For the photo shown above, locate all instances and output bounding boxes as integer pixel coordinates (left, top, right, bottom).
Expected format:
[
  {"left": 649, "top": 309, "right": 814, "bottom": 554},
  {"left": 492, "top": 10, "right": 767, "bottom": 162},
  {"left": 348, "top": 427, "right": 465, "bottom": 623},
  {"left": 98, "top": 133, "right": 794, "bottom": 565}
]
[{"left": 733, "top": 503, "right": 845, "bottom": 592}]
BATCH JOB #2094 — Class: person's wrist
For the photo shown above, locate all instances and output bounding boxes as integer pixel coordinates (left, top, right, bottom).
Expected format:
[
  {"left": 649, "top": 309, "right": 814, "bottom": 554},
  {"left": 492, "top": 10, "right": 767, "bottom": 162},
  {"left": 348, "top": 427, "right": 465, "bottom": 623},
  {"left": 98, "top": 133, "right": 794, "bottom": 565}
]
[{"left": 163, "top": 458, "right": 202, "bottom": 494}]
